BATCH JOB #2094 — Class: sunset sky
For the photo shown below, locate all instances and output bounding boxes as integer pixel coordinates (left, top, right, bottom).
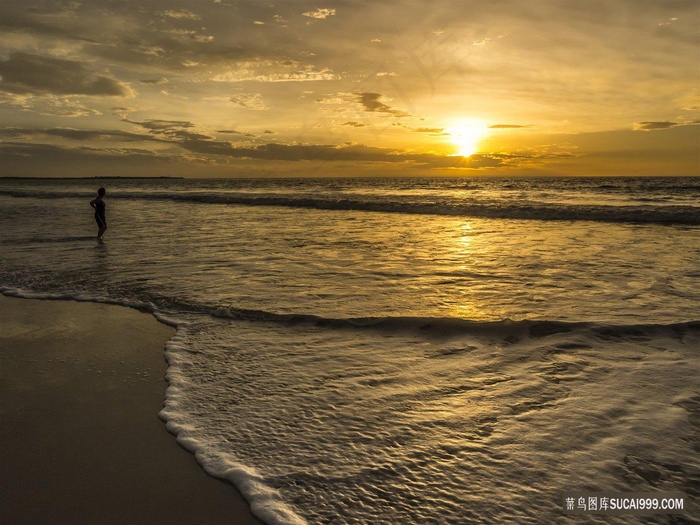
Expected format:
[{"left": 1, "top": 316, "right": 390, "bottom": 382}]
[{"left": 1, "top": 0, "right": 698, "bottom": 178}]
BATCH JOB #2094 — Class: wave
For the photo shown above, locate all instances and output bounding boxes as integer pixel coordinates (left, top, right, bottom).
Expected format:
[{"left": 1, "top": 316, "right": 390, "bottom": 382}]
[
  {"left": 5, "top": 287, "right": 697, "bottom": 342},
  {"left": 1, "top": 235, "right": 98, "bottom": 245},
  {"left": 2, "top": 188, "right": 698, "bottom": 225},
  {"left": 193, "top": 304, "right": 700, "bottom": 341}
]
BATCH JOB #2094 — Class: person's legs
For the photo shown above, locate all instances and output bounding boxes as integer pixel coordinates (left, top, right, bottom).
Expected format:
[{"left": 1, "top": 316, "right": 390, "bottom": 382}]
[{"left": 95, "top": 215, "right": 107, "bottom": 237}]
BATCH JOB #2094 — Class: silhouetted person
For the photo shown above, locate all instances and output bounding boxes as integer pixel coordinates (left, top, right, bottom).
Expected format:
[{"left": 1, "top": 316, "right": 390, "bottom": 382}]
[{"left": 90, "top": 187, "right": 107, "bottom": 238}]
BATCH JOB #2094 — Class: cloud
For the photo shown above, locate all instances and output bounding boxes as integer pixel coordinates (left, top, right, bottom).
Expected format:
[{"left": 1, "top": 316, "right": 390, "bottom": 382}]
[
  {"left": 355, "top": 92, "right": 408, "bottom": 117},
  {"left": 175, "top": 137, "right": 509, "bottom": 169},
  {"left": 212, "top": 60, "right": 337, "bottom": 83},
  {"left": 343, "top": 121, "right": 367, "bottom": 127},
  {"left": 228, "top": 92, "right": 270, "bottom": 110},
  {"left": 0, "top": 142, "right": 212, "bottom": 178},
  {"left": 489, "top": 124, "right": 531, "bottom": 129},
  {"left": 0, "top": 52, "right": 133, "bottom": 97},
  {"left": 1, "top": 92, "right": 102, "bottom": 117},
  {"left": 5, "top": 115, "right": 505, "bottom": 169},
  {"left": 1, "top": 122, "right": 576, "bottom": 174},
  {"left": 123, "top": 118, "right": 218, "bottom": 142},
  {"left": 111, "top": 106, "right": 132, "bottom": 118},
  {"left": 411, "top": 127, "right": 445, "bottom": 134},
  {"left": 634, "top": 121, "right": 700, "bottom": 131},
  {"left": 0, "top": 127, "right": 166, "bottom": 143},
  {"left": 216, "top": 129, "right": 257, "bottom": 138},
  {"left": 129, "top": 46, "right": 166, "bottom": 58},
  {"left": 0, "top": 142, "right": 172, "bottom": 164},
  {"left": 164, "top": 28, "right": 215, "bottom": 43},
  {"left": 126, "top": 119, "right": 196, "bottom": 131},
  {"left": 634, "top": 121, "right": 677, "bottom": 131},
  {"left": 139, "top": 78, "right": 169, "bottom": 85},
  {"left": 162, "top": 10, "right": 201, "bottom": 20},
  {"left": 302, "top": 8, "right": 336, "bottom": 19}
]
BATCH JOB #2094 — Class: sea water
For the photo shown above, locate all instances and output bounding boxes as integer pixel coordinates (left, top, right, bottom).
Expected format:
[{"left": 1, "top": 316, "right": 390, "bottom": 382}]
[{"left": 1, "top": 177, "right": 698, "bottom": 524}]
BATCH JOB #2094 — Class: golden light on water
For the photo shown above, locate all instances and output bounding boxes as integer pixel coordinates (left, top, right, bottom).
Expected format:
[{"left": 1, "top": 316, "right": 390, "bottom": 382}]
[
  {"left": 446, "top": 120, "right": 489, "bottom": 157},
  {"left": 460, "top": 222, "right": 475, "bottom": 248}
]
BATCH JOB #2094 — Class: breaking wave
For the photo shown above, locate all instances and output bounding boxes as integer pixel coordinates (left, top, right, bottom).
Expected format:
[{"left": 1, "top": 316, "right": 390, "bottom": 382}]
[{"left": 2, "top": 188, "right": 698, "bottom": 224}]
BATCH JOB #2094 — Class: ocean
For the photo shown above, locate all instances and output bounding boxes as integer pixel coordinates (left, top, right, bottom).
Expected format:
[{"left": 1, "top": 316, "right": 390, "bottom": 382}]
[{"left": 1, "top": 176, "right": 698, "bottom": 524}]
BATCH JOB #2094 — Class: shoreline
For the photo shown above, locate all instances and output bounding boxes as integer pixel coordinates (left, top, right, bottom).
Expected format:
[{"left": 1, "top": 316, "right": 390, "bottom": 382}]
[{"left": 0, "top": 295, "right": 262, "bottom": 525}]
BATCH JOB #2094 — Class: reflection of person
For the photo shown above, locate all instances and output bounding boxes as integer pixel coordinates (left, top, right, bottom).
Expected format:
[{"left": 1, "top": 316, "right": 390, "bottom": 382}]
[{"left": 90, "top": 187, "right": 107, "bottom": 238}]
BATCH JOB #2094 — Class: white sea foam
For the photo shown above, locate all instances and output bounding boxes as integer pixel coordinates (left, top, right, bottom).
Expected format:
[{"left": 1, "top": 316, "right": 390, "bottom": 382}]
[
  {"left": 1, "top": 287, "right": 162, "bottom": 314},
  {"left": 153, "top": 315, "right": 700, "bottom": 524},
  {"left": 160, "top": 321, "right": 309, "bottom": 524}
]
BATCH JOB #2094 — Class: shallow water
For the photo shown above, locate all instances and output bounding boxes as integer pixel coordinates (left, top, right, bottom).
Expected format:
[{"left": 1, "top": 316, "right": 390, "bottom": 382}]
[{"left": 1, "top": 176, "right": 698, "bottom": 524}]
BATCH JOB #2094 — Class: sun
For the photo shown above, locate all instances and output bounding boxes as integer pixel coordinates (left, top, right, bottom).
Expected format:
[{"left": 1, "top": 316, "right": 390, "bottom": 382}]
[{"left": 446, "top": 119, "right": 489, "bottom": 157}]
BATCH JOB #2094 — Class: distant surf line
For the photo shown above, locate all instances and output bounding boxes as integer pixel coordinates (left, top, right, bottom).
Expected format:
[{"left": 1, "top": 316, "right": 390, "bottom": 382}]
[{"left": 2, "top": 188, "right": 698, "bottom": 225}]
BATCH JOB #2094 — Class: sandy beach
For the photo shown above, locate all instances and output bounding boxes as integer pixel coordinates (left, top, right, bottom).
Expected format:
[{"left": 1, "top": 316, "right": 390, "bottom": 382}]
[{"left": 0, "top": 295, "right": 261, "bottom": 525}]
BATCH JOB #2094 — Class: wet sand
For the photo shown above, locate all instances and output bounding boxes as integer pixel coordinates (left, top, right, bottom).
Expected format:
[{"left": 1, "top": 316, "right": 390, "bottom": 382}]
[{"left": 0, "top": 295, "right": 262, "bottom": 525}]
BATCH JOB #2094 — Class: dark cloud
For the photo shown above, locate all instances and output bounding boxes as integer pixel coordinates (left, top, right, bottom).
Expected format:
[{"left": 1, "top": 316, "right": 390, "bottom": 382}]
[
  {"left": 178, "top": 140, "right": 375, "bottom": 161},
  {"left": 1, "top": 123, "right": 575, "bottom": 174},
  {"left": 0, "top": 52, "right": 133, "bottom": 97},
  {"left": 0, "top": 141, "right": 184, "bottom": 165},
  {"left": 0, "top": 141, "right": 209, "bottom": 178},
  {"left": 355, "top": 92, "right": 409, "bottom": 117},
  {"left": 0, "top": 1, "right": 287, "bottom": 75},
  {"left": 0, "top": 127, "right": 165, "bottom": 143},
  {"left": 177, "top": 138, "right": 506, "bottom": 169},
  {"left": 0, "top": 1, "right": 95, "bottom": 42},
  {"left": 125, "top": 119, "right": 196, "bottom": 131},
  {"left": 216, "top": 129, "right": 257, "bottom": 137},
  {"left": 3, "top": 110, "right": 545, "bottom": 170},
  {"left": 633, "top": 121, "right": 700, "bottom": 131},
  {"left": 0, "top": 142, "right": 85, "bottom": 161},
  {"left": 343, "top": 121, "right": 367, "bottom": 127},
  {"left": 167, "top": 130, "right": 215, "bottom": 141},
  {"left": 123, "top": 118, "right": 215, "bottom": 142},
  {"left": 139, "top": 78, "right": 169, "bottom": 85},
  {"left": 634, "top": 121, "right": 678, "bottom": 131}
]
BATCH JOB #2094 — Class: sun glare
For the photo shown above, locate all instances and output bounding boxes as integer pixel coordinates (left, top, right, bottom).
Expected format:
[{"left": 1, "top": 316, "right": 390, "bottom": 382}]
[{"left": 447, "top": 120, "right": 489, "bottom": 157}]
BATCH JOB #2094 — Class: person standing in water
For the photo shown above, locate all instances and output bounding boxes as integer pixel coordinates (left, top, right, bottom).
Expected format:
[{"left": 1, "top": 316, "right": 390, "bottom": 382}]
[{"left": 90, "top": 187, "right": 107, "bottom": 238}]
